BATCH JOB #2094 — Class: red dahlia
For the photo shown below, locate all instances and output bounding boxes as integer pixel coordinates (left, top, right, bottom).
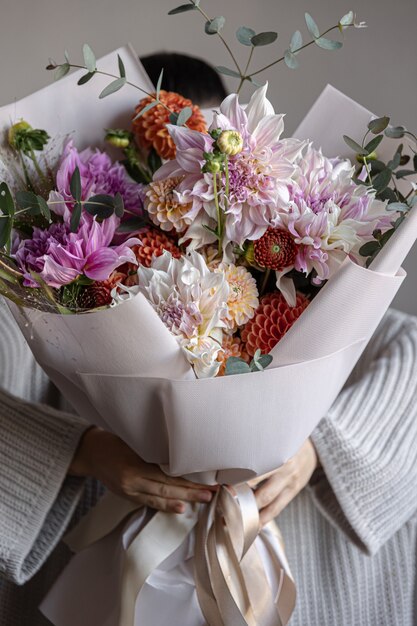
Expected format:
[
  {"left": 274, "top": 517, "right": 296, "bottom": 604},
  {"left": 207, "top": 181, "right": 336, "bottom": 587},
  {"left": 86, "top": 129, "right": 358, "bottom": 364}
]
[
  {"left": 133, "top": 227, "right": 182, "bottom": 268},
  {"left": 254, "top": 228, "right": 297, "bottom": 271},
  {"left": 241, "top": 291, "right": 309, "bottom": 357},
  {"left": 76, "top": 284, "right": 113, "bottom": 310}
]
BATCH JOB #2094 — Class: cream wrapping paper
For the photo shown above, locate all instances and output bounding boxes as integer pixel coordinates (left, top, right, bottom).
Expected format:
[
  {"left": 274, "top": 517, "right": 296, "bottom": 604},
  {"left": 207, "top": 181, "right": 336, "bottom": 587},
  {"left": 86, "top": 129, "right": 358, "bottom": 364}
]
[{"left": 1, "top": 49, "right": 415, "bottom": 626}]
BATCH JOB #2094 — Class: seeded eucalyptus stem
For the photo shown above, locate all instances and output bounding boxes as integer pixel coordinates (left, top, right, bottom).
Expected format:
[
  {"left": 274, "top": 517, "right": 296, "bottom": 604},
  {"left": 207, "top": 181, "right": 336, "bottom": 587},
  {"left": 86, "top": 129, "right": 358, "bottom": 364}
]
[{"left": 248, "top": 24, "right": 353, "bottom": 78}]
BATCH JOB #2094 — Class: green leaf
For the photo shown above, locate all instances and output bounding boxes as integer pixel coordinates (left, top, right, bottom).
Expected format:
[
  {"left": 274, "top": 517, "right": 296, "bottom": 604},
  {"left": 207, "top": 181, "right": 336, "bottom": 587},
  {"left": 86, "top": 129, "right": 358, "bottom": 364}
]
[
  {"left": 83, "top": 43, "right": 96, "bottom": 72},
  {"left": 77, "top": 72, "right": 95, "bottom": 85},
  {"left": 384, "top": 125, "right": 405, "bottom": 139},
  {"left": 54, "top": 63, "right": 70, "bottom": 81},
  {"left": 284, "top": 50, "right": 299, "bottom": 69},
  {"left": 118, "top": 54, "right": 126, "bottom": 78},
  {"left": 0, "top": 183, "right": 15, "bottom": 217},
  {"left": 224, "top": 357, "right": 251, "bottom": 376},
  {"left": 16, "top": 190, "right": 39, "bottom": 210},
  {"left": 156, "top": 68, "right": 164, "bottom": 98},
  {"left": 359, "top": 240, "right": 380, "bottom": 257},
  {"left": 315, "top": 37, "right": 342, "bottom": 50},
  {"left": 386, "top": 201, "right": 409, "bottom": 212},
  {"left": 133, "top": 99, "right": 158, "bottom": 120},
  {"left": 387, "top": 151, "right": 401, "bottom": 171},
  {"left": 99, "top": 77, "right": 126, "bottom": 99},
  {"left": 0, "top": 216, "right": 13, "bottom": 249},
  {"left": 364, "top": 135, "right": 383, "bottom": 153},
  {"left": 70, "top": 202, "right": 82, "bottom": 233},
  {"left": 70, "top": 166, "right": 82, "bottom": 201},
  {"left": 215, "top": 66, "right": 241, "bottom": 78},
  {"left": 395, "top": 169, "right": 415, "bottom": 179},
  {"left": 84, "top": 194, "right": 115, "bottom": 218},
  {"left": 37, "top": 196, "right": 51, "bottom": 222},
  {"left": 368, "top": 116, "right": 390, "bottom": 134},
  {"left": 177, "top": 106, "right": 193, "bottom": 126},
  {"left": 113, "top": 193, "right": 124, "bottom": 218},
  {"left": 236, "top": 26, "right": 256, "bottom": 46},
  {"left": 343, "top": 135, "right": 367, "bottom": 155},
  {"left": 251, "top": 31, "right": 278, "bottom": 46},
  {"left": 116, "top": 217, "right": 148, "bottom": 233},
  {"left": 305, "top": 13, "right": 320, "bottom": 39},
  {"left": 148, "top": 148, "right": 162, "bottom": 174},
  {"left": 205, "top": 16, "right": 225, "bottom": 35},
  {"left": 372, "top": 168, "right": 392, "bottom": 193},
  {"left": 290, "top": 30, "right": 303, "bottom": 52},
  {"left": 168, "top": 4, "right": 197, "bottom": 15},
  {"left": 339, "top": 11, "right": 354, "bottom": 27},
  {"left": 169, "top": 112, "right": 179, "bottom": 125}
]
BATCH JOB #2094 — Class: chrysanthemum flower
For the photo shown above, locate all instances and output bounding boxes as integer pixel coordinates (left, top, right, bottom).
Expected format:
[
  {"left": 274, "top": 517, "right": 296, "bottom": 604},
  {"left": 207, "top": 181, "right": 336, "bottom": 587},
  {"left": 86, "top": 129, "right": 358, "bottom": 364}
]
[
  {"left": 241, "top": 291, "right": 309, "bottom": 357},
  {"left": 132, "top": 90, "right": 207, "bottom": 160},
  {"left": 254, "top": 228, "right": 297, "bottom": 271},
  {"left": 220, "top": 264, "right": 259, "bottom": 331},
  {"left": 217, "top": 335, "right": 250, "bottom": 376},
  {"left": 145, "top": 177, "right": 192, "bottom": 232}
]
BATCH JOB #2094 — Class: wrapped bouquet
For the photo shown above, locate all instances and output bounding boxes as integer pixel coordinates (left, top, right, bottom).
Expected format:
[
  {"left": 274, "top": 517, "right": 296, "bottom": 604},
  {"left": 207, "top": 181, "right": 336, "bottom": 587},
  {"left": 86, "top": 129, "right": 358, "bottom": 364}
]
[{"left": 1, "top": 5, "right": 417, "bottom": 626}]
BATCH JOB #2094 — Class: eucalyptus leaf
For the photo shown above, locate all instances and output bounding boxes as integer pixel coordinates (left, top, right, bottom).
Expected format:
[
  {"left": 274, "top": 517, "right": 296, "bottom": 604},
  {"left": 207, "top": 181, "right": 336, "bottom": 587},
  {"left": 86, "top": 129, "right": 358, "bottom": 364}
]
[
  {"left": 395, "top": 169, "right": 416, "bottom": 179},
  {"left": 168, "top": 4, "right": 197, "bottom": 15},
  {"left": 364, "top": 135, "right": 383, "bottom": 153},
  {"left": 373, "top": 168, "right": 392, "bottom": 193},
  {"left": 169, "top": 112, "right": 179, "bottom": 124},
  {"left": 16, "top": 190, "right": 39, "bottom": 210},
  {"left": 133, "top": 99, "right": 158, "bottom": 121},
  {"left": 0, "top": 216, "right": 13, "bottom": 249},
  {"left": 251, "top": 31, "right": 278, "bottom": 46},
  {"left": 225, "top": 357, "right": 251, "bottom": 376},
  {"left": 384, "top": 126, "right": 405, "bottom": 139},
  {"left": 368, "top": 116, "right": 390, "bottom": 134},
  {"left": 343, "top": 135, "right": 367, "bottom": 155},
  {"left": 70, "top": 166, "right": 82, "bottom": 201},
  {"left": 315, "top": 37, "right": 342, "bottom": 50},
  {"left": 77, "top": 72, "right": 95, "bottom": 85},
  {"left": 84, "top": 194, "right": 115, "bottom": 218},
  {"left": 99, "top": 77, "right": 126, "bottom": 99},
  {"left": 70, "top": 202, "right": 82, "bottom": 233},
  {"left": 339, "top": 11, "right": 354, "bottom": 26},
  {"left": 54, "top": 64, "right": 70, "bottom": 81},
  {"left": 148, "top": 148, "right": 162, "bottom": 173},
  {"left": 205, "top": 16, "right": 225, "bottom": 35},
  {"left": 177, "top": 107, "right": 193, "bottom": 126},
  {"left": 284, "top": 50, "right": 299, "bottom": 69},
  {"left": 83, "top": 44, "right": 96, "bottom": 73},
  {"left": 116, "top": 217, "right": 148, "bottom": 233},
  {"left": 0, "top": 183, "right": 15, "bottom": 216},
  {"left": 359, "top": 240, "right": 380, "bottom": 257},
  {"left": 156, "top": 68, "right": 164, "bottom": 98},
  {"left": 386, "top": 202, "right": 409, "bottom": 212},
  {"left": 236, "top": 26, "right": 256, "bottom": 46},
  {"left": 113, "top": 193, "right": 124, "bottom": 218},
  {"left": 305, "top": 13, "right": 320, "bottom": 39},
  {"left": 215, "top": 66, "right": 242, "bottom": 78},
  {"left": 118, "top": 54, "right": 126, "bottom": 78},
  {"left": 387, "top": 151, "right": 401, "bottom": 171},
  {"left": 290, "top": 30, "right": 303, "bottom": 52},
  {"left": 37, "top": 196, "right": 51, "bottom": 222}
]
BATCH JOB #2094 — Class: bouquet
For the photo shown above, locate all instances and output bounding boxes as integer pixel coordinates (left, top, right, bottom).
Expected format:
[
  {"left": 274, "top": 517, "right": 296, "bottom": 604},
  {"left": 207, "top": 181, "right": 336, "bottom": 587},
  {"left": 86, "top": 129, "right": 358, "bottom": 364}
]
[{"left": 1, "top": 5, "right": 417, "bottom": 625}]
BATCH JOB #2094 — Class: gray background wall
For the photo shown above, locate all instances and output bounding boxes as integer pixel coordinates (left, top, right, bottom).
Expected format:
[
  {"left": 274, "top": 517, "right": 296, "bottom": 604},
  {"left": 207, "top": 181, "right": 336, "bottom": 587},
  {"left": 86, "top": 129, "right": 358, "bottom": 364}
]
[{"left": 0, "top": 0, "right": 416, "bottom": 313}]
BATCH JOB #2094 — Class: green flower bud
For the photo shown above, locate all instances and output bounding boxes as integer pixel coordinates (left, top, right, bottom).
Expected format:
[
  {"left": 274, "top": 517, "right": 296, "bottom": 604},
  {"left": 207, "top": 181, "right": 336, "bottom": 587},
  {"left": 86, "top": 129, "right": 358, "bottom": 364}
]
[
  {"left": 357, "top": 151, "right": 378, "bottom": 163},
  {"left": 217, "top": 130, "right": 244, "bottom": 156},
  {"left": 203, "top": 160, "right": 222, "bottom": 174},
  {"left": 8, "top": 122, "right": 49, "bottom": 154},
  {"left": 105, "top": 129, "right": 131, "bottom": 149},
  {"left": 244, "top": 242, "right": 255, "bottom": 265},
  {"left": 8, "top": 121, "right": 32, "bottom": 149}
]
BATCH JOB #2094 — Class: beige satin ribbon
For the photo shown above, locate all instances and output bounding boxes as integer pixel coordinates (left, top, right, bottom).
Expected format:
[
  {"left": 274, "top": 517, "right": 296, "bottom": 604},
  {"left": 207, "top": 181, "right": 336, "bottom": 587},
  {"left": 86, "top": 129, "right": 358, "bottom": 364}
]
[{"left": 65, "top": 488, "right": 296, "bottom": 626}]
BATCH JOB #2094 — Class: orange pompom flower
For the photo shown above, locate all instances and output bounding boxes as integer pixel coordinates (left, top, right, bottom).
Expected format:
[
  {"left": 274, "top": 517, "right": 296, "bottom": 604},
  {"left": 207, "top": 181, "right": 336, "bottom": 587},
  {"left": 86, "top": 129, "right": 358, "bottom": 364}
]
[
  {"left": 241, "top": 292, "right": 309, "bottom": 357},
  {"left": 132, "top": 90, "right": 207, "bottom": 160},
  {"left": 217, "top": 335, "right": 250, "bottom": 376}
]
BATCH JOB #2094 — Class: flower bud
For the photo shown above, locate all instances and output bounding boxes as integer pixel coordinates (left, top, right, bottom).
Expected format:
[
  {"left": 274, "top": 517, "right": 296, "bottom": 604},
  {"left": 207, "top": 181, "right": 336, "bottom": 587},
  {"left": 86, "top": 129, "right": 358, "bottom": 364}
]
[
  {"left": 105, "top": 129, "right": 131, "bottom": 149},
  {"left": 356, "top": 151, "right": 378, "bottom": 163},
  {"left": 217, "top": 130, "right": 244, "bottom": 156},
  {"left": 243, "top": 242, "right": 255, "bottom": 265},
  {"left": 8, "top": 121, "right": 32, "bottom": 149},
  {"left": 202, "top": 159, "right": 222, "bottom": 174}
]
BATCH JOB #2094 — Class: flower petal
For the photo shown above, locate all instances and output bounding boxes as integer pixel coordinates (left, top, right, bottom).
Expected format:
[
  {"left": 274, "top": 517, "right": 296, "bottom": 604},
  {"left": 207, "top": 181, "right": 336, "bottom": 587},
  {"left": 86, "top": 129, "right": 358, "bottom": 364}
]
[
  {"left": 84, "top": 248, "right": 120, "bottom": 281},
  {"left": 252, "top": 114, "right": 285, "bottom": 149},
  {"left": 40, "top": 256, "right": 82, "bottom": 287},
  {"left": 245, "top": 83, "right": 275, "bottom": 133},
  {"left": 219, "top": 93, "right": 248, "bottom": 132}
]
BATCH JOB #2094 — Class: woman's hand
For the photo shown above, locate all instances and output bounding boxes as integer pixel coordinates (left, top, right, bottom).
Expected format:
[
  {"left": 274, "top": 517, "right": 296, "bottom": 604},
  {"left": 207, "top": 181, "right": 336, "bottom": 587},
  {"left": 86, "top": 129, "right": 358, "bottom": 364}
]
[
  {"left": 69, "top": 427, "right": 215, "bottom": 514},
  {"left": 248, "top": 438, "right": 318, "bottom": 526}
]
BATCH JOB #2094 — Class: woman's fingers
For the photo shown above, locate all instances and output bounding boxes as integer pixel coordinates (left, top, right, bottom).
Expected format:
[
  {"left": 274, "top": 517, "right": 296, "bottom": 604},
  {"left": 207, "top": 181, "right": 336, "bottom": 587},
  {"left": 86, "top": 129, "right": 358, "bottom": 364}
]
[
  {"left": 131, "top": 493, "right": 187, "bottom": 514},
  {"left": 127, "top": 477, "right": 213, "bottom": 504},
  {"left": 140, "top": 463, "right": 217, "bottom": 491},
  {"left": 259, "top": 488, "right": 294, "bottom": 526}
]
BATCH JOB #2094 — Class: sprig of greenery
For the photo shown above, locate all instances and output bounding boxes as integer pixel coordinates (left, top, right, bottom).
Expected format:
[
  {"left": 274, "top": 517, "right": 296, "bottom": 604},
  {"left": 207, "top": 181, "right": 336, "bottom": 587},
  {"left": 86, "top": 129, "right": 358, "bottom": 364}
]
[
  {"left": 168, "top": 4, "right": 364, "bottom": 93},
  {"left": 225, "top": 349, "right": 273, "bottom": 376}
]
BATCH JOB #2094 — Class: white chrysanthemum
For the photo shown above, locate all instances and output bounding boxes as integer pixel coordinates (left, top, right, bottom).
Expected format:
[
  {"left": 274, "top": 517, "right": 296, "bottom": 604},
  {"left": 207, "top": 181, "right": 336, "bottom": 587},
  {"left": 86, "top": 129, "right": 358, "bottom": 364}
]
[{"left": 137, "top": 250, "right": 229, "bottom": 378}]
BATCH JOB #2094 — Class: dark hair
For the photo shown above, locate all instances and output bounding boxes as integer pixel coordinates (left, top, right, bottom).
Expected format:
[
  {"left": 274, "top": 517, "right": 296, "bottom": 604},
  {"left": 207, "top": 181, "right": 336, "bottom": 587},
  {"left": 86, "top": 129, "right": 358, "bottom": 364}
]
[{"left": 140, "top": 52, "right": 228, "bottom": 107}]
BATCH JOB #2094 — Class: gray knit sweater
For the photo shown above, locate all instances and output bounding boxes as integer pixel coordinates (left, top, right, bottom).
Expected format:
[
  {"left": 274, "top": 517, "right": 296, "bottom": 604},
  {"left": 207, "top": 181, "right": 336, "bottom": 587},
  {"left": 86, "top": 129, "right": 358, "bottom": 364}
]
[{"left": 0, "top": 297, "right": 416, "bottom": 625}]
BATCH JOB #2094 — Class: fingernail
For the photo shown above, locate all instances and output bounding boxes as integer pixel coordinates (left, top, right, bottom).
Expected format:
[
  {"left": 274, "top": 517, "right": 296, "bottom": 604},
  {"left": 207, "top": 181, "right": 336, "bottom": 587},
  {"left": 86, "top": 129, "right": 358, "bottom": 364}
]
[
  {"left": 198, "top": 491, "right": 213, "bottom": 502},
  {"left": 175, "top": 503, "right": 185, "bottom": 513}
]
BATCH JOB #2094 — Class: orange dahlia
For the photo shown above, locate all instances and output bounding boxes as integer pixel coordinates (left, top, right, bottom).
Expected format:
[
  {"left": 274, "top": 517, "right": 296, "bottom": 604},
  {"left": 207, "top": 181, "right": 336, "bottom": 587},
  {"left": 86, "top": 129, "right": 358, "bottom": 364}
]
[
  {"left": 145, "top": 176, "right": 191, "bottom": 233},
  {"left": 132, "top": 227, "right": 181, "bottom": 268},
  {"left": 241, "top": 292, "right": 309, "bottom": 357},
  {"left": 132, "top": 90, "right": 207, "bottom": 160},
  {"left": 217, "top": 335, "right": 250, "bottom": 376},
  {"left": 254, "top": 228, "right": 297, "bottom": 271}
]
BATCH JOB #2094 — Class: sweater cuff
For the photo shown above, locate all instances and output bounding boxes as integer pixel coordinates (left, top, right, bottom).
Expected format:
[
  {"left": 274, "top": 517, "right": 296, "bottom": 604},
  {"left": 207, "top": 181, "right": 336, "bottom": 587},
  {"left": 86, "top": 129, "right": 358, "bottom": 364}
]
[{"left": 0, "top": 391, "right": 89, "bottom": 584}]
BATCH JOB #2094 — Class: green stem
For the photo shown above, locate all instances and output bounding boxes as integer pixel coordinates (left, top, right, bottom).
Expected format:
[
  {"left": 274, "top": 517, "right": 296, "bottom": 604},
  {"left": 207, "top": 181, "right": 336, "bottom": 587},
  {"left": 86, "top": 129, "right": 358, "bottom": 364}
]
[
  {"left": 248, "top": 24, "right": 352, "bottom": 78},
  {"left": 19, "top": 152, "right": 35, "bottom": 192},
  {"left": 29, "top": 148, "right": 49, "bottom": 187},
  {"left": 260, "top": 268, "right": 271, "bottom": 295},
  {"left": 237, "top": 46, "right": 254, "bottom": 95},
  {"left": 362, "top": 156, "right": 372, "bottom": 186},
  {"left": 212, "top": 173, "right": 223, "bottom": 255}
]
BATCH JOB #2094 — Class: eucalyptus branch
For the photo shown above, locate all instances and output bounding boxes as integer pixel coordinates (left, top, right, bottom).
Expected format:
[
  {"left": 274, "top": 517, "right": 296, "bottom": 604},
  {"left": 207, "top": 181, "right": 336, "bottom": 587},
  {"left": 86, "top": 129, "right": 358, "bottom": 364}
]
[
  {"left": 237, "top": 46, "right": 254, "bottom": 94},
  {"left": 248, "top": 24, "right": 354, "bottom": 78}
]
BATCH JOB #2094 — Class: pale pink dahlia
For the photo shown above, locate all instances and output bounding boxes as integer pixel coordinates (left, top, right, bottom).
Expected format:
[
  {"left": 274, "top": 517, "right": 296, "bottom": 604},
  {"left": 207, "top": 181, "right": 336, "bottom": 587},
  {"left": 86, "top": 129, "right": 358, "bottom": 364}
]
[{"left": 220, "top": 264, "right": 259, "bottom": 331}]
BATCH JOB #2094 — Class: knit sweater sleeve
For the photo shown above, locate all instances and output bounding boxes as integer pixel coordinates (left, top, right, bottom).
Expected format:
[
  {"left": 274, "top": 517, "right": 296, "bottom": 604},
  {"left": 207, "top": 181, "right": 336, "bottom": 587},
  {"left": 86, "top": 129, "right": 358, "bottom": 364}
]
[
  {"left": 309, "top": 308, "right": 417, "bottom": 555},
  {"left": 0, "top": 388, "right": 89, "bottom": 585}
]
